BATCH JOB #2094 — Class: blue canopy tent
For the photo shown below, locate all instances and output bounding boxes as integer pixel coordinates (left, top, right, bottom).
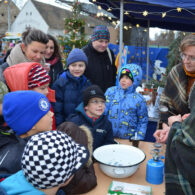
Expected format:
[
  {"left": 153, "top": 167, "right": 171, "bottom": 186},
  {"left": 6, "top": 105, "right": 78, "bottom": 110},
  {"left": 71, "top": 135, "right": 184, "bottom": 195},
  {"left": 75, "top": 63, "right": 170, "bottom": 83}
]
[{"left": 89, "top": 0, "right": 195, "bottom": 80}]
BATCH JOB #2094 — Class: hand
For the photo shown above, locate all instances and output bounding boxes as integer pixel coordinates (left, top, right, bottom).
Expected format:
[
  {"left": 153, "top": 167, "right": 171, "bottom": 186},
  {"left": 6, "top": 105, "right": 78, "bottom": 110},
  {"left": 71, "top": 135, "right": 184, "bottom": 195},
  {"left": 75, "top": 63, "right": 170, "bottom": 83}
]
[
  {"left": 44, "top": 63, "right": 51, "bottom": 73},
  {"left": 153, "top": 123, "right": 170, "bottom": 143},
  {"left": 182, "top": 113, "right": 190, "bottom": 121},
  {"left": 168, "top": 114, "right": 182, "bottom": 127}
]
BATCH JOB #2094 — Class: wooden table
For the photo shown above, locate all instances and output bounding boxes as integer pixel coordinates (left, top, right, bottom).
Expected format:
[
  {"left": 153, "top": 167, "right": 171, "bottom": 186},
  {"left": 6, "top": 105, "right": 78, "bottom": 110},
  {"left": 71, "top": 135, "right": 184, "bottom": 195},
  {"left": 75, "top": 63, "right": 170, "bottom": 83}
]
[{"left": 82, "top": 140, "right": 165, "bottom": 195}]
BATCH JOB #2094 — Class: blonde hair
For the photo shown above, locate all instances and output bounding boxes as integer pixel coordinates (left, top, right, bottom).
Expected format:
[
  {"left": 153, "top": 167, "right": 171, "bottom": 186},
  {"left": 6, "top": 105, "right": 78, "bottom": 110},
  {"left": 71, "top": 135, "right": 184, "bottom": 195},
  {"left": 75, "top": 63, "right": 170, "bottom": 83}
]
[{"left": 180, "top": 33, "right": 195, "bottom": 52}]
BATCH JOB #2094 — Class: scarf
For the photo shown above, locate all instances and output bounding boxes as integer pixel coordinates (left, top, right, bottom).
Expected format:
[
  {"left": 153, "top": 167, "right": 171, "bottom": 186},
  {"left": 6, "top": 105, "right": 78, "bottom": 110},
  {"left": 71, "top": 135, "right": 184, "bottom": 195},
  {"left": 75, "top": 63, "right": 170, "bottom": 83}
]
[
  {"left": 46, "top": 56, "right": 59, "bottom": 66},
  {"left": 183, "top": 65, "right": 195, "bottom": 95},
  {"left": 6, "top": 44, "right": 45, "bottom": 67}
]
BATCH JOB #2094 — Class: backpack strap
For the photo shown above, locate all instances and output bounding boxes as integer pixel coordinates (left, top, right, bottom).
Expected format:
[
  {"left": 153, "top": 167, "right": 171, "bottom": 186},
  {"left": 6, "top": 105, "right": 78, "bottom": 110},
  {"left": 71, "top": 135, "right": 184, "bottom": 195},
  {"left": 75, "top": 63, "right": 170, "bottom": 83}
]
[{"left": 107, "top": 48, "right": 112, "bottom": 65}]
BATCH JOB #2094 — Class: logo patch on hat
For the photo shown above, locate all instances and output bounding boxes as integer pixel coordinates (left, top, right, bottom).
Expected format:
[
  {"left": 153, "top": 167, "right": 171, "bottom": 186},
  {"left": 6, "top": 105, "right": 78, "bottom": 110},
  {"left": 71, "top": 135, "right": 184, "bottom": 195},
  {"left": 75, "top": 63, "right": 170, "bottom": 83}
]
[
  {"left": 90, "top": 90, "right": 96, "bottom": 95},
  {"left": 39, "top": 98, "right": 49, "bottom": 111}
]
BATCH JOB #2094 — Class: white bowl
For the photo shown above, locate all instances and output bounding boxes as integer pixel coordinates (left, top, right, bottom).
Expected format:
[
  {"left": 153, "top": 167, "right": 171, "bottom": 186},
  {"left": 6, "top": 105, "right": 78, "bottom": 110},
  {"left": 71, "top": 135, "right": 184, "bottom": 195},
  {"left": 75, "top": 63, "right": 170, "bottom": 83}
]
[{"left": 93, "top": 144, "right": 146, "bottom": 178}]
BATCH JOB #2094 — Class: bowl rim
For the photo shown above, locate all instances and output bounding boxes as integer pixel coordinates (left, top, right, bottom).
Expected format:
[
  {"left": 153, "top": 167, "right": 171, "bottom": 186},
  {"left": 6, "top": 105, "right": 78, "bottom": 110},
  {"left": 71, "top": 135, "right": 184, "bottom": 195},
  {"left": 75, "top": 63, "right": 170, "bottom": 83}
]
[{"left": 93, "top": 144, "right": 146, "bottom": 168}]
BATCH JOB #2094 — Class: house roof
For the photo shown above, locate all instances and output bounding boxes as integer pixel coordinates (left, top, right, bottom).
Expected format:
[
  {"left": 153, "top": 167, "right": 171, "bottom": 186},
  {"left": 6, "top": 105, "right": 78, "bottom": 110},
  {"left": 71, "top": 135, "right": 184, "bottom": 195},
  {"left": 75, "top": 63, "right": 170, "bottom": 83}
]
[{"left": 32, "top": 0, "right": 71, "bottom": 30}]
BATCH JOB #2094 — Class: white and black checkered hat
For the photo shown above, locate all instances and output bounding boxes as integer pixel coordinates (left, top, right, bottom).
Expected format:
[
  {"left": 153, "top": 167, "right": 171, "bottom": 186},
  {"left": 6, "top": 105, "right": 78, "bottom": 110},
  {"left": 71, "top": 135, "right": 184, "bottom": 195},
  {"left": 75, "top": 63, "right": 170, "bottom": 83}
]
[{"left": 21, "top": 131, "right": 89, "bottom": 189}]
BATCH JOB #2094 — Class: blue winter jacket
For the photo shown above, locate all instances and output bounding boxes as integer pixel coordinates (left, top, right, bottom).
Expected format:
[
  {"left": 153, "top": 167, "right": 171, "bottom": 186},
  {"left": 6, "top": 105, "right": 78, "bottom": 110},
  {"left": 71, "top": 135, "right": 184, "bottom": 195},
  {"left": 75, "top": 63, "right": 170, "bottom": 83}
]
[
  {"left": 67, "top": 103, "right": 116, "bottom": 150},
  {"left": 52, "top": 70, "right": 91, "bottom": 126},
  {"left": 0, "top": 170, "right": 65, "bottom": 195},
  {"left": 105, "top": 64, "right": 148, "bottom": 140}
]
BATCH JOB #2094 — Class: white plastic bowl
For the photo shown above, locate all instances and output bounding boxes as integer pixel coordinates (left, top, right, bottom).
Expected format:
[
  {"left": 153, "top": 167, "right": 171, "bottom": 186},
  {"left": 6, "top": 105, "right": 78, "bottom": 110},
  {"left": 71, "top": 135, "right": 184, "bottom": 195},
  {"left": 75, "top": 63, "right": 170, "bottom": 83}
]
[{"left": 93, "top": 144, "right": 146, "bottom": 178}]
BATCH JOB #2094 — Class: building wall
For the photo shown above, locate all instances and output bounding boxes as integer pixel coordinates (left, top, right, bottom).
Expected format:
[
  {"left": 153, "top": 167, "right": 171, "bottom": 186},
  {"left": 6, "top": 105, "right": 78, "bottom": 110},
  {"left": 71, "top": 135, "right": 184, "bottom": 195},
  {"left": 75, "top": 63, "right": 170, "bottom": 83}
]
[
  {"left": 0, "top": 1, "right": 19, "bottom": 35},
  {"left": 11, "top": 0, "right": 49, "bottom": 33}
]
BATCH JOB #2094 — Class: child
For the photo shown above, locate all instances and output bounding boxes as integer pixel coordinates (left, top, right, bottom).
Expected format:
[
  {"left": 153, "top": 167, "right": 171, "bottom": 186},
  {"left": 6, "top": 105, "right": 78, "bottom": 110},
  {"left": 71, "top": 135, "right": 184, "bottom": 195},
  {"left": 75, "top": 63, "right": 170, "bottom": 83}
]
[
  {"left": 0, "top": 130, "right": 89, "bottom": 195},
  {"left": 57, "top": 122, "right": 97, "bottom": 194},
  {"left": 67, "top": 85, "right": 116, "bottom": 151},
  {"left": 0, "top": 91, "right": 53, "bottom": 178},
  {"left": 3, "top": 62, "right": 56, "bottom": 130},
  {"left": 105, "top": 64, "right": 148, "bottom": 140},
  {"left": 53, "top": 48, "right": 91, "bottom": 126}
]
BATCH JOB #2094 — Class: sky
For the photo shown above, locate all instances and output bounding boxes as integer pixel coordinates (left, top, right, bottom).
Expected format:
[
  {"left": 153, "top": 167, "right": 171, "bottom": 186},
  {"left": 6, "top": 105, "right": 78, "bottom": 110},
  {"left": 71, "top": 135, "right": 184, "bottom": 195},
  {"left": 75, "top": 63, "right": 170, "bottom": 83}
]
[{"left": 13, "top": 0, "right": 163, "bottom": 40}]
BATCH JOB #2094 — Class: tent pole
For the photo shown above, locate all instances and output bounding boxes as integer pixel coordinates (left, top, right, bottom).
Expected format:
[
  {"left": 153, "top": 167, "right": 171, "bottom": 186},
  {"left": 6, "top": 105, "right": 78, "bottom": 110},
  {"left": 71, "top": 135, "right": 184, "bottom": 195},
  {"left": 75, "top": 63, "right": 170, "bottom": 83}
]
[
  {"left": 119, "top": 0, "right": 124, "bottom": 70},
  {"left": 146, "top": 20, "right": 150, "bottom": 83}
]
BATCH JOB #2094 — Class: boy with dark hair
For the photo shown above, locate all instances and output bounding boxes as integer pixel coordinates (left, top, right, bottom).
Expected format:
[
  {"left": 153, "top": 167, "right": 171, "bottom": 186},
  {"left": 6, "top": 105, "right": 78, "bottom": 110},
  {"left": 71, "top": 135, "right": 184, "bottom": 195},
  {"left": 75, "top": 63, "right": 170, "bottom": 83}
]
[{"left": 67, "top": 85, "right": 115, "bottom": 151}]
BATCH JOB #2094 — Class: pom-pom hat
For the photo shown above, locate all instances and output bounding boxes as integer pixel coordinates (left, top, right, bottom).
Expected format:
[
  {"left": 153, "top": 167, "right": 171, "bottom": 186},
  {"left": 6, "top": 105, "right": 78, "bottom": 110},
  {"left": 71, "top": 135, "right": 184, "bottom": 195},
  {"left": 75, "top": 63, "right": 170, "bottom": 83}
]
[
  {"left": 3, "top": 91, "right": 51, "bottom": 135},
  {"left": 28, "top": 64, "right": 51, "bottom": 89},
  {"left": 22, "top": 130, "right": 89, "bottom": 189},
  {"left": 91, "top": 25, "right": 110, "bottom": 42}
]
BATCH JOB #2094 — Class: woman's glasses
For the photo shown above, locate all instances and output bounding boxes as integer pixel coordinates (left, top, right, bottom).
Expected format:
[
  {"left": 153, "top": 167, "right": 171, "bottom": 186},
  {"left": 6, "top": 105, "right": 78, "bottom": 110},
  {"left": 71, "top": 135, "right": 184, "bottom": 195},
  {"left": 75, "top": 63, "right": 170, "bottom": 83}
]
[{"left": 180, "top": 53, "right": 195, "bottom": 62}]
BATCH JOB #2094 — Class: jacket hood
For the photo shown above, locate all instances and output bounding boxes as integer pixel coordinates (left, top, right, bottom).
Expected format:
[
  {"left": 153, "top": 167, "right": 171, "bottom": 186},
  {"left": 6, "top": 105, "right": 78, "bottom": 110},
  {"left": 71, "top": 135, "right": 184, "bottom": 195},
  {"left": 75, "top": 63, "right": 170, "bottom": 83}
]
[
  {"left": 78, "top": 125, "right": 93, "bottom": 166},
  {"left": 119, "top": 64, "right": 142, "bottom": 91},
  {"left": 3, "top": 62, "right": 55, "bottom": 102},
  {"left": 0, "top": 170, "right": 44, "bottom": 195}
]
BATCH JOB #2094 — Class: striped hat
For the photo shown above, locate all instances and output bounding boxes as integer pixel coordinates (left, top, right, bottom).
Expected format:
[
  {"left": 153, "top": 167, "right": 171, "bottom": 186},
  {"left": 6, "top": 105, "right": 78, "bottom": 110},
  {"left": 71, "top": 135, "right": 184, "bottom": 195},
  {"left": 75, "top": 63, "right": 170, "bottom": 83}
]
[
  {"left": 91, "top": 25, "right": 110, "bottom": 42},
  {"left": 28, "top": 64, "right": 51, "bottom": 89}
]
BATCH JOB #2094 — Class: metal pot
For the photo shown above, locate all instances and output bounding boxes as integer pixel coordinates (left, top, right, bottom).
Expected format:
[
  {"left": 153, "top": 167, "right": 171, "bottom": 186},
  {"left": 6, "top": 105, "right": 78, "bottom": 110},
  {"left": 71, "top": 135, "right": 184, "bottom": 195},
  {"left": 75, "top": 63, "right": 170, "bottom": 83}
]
[{"left": 93, "top": 144, "right": 146, "bottom": 178}]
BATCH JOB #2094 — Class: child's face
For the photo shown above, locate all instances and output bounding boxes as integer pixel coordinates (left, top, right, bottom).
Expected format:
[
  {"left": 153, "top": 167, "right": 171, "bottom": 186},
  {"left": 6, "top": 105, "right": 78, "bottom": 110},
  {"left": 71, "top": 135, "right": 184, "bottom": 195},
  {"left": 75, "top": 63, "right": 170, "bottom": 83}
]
[
  {"left": 120, "top": 75, "right": 133, "bottom": 89},
  {"left": 69, "top": 61, "right": 86, "bottom": 77},
  {"left": 85, "top": 97, "right": 105, "bottom": 118},
  {"left": 33, "top": 111, "right": 53, "bottom": 132},
  {"left": 32, "top": 83, "right": 49, "bottom": 97}
]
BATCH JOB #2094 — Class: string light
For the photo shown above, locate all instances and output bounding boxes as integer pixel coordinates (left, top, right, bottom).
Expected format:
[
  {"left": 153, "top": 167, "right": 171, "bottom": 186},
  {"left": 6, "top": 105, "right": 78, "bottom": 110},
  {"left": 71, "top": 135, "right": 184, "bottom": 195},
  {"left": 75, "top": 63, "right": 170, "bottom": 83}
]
[
  {"left": 92, "top": 1, "right": 195, "bottom": 30},
  {"left": 97, "top": 5, "right": 101, "bottom": 10},
  {"left": 143, "top": 10, "right": 148, "bottom": 16},
  {"left": 124, "top": 26, "right": 128, "bottom": 30},
  {"left": 177, "top": 7, "right": 182, "bottom": 12},
  {"left": 162, "top": 12, "right": 166, "bottom": 18}
]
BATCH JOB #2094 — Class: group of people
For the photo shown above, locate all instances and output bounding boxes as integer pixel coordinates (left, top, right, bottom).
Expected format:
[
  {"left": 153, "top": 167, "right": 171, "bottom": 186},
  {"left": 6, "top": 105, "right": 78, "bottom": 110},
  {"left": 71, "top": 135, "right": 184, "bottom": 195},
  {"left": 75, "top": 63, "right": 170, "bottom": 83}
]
[
  {"left": 153, "top": 33, "right": 195, "bottom": 195},
  {"left": 0, "top": 23, "right": 193, "bottom": 195},
  {"left": 0, "top": 25, "right": 149, "bottom": 195}
]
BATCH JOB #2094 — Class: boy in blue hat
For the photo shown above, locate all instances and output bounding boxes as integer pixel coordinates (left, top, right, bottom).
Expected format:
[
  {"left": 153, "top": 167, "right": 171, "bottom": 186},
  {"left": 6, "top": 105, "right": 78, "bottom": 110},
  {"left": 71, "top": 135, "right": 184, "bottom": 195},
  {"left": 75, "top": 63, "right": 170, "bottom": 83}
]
[
  {"left": 0, "top": 91, "right": 53, "bottom": 178},
  {"left": 53, "top": 48, "right": 91, "bottom": 126},
  {"left": 105, "top": 64, "right": 148, "bottom": 140}
]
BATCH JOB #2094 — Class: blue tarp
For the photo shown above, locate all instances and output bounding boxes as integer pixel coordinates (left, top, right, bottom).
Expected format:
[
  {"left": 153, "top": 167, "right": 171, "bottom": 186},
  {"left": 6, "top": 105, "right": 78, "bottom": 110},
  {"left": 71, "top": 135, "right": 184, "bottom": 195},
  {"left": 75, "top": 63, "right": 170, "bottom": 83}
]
[
  {"left": 90, "top": 0, "right": 195, "bottom": 32},
  {"left": 109, "top": 43, "right": 169, "bottom": 80}
]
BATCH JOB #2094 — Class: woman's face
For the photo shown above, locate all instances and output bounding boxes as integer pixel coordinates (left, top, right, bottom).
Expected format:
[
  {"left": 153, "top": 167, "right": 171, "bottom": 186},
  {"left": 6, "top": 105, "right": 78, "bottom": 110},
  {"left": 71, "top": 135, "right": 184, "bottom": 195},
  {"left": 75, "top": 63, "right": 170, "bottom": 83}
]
[
  {"left": 21, "top": 41, "right": 46, "bottom": 63},
  {"left": 45, "top": 40, "right": 55, "bottom": 59},
  {"left": 182, "top": 46, "right": 195, "bottom": 72}
]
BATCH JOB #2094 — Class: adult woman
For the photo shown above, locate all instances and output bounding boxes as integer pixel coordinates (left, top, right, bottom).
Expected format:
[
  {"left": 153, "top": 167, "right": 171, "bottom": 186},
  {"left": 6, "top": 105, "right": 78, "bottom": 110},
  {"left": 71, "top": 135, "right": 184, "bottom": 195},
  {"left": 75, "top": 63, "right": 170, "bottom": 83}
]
[
  {"left": 0, "top": 28, "right": 48, "bottom": 82},
  {"left": 154, "top": 34, "right": 195, "bottom": 143},
  {"left": 159, "top": 33, "right": 195, "bottom": 124},
  {"left": 45, "top": 34, "right": 63, "bottom": 87}
]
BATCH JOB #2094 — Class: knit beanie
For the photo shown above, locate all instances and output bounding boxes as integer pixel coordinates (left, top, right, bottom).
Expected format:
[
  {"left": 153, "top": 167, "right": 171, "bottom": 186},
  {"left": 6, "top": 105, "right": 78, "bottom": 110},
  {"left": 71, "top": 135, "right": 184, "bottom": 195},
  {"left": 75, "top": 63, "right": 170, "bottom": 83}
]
[
  {"left": 3, "top": 91, "right": 51, "bottom": 135},
  {"left": 28, "top": 64, "right": 51, "bottom": 89},
  {"left": 83, "top": 85, "right": 105, "bottom": 106},
  {"left": 119, "top": 68, "right": 134, "bottom": 82},
  {"left": 66, "top": 48, "right": 88, "bottom": 67},
  {"left": 22, "top": 130, "right": 89, "bottom": 189},
  {"left": 91, "top": 25, "right": 110, "bottom": 42},
  {"left": 0, "top": 81, "right": 8, "bottom": 104}
]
